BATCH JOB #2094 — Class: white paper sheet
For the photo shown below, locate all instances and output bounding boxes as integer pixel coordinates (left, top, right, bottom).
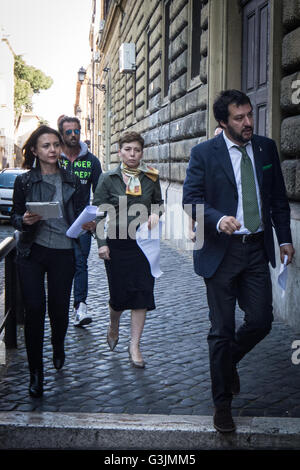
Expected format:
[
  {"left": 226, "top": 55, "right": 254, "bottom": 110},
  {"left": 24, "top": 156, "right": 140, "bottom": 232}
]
[
  {"left": 66, "top": 205, "right": 98, "bottom": 238},
  {"left": 26, "top": 201, "right": 62, "bottom": 220},
  {"left": 278, "top": 254, "right": 288, "bottom": 297},
  {"left": 136, "top": 221, "right": 163, "bottom": 278}
]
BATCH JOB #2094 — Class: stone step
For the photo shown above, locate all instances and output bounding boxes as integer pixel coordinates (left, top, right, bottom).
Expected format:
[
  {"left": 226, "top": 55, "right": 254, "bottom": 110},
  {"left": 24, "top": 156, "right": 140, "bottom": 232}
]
[{"left": 0, "top": 412, "right": 300, "bottom": 450}]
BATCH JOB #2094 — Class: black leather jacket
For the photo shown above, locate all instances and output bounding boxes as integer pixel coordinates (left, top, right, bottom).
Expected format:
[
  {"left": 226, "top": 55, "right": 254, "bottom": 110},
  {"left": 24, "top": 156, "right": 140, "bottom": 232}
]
[{"left": 11, "top": 167, "right": 85, "bottom": 257}]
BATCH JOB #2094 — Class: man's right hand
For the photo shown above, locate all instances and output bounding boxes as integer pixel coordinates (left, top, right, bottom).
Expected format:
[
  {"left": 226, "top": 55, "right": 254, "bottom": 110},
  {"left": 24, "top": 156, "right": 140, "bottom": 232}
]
[{"left": 219, "top": 216, "right": 241, "bottom": 235}]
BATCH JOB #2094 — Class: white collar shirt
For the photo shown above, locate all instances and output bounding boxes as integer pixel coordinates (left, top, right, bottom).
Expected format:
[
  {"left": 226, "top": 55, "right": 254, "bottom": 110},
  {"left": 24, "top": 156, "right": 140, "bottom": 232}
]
[{"left": 221, "top": 131, "right": 263, "bottom": 234}]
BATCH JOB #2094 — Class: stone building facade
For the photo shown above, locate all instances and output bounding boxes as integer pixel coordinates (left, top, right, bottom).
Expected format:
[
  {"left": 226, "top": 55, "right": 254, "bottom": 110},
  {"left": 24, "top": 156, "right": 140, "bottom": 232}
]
[
  {"left": 79, "top": 0, "right": 300, "bottom": 329},
  {"left": 280, "top": 1, "right": 300, "bottom": 201}
]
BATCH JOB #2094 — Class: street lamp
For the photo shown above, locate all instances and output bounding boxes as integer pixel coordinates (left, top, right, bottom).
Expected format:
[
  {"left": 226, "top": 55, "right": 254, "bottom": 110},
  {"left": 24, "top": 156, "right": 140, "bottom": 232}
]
[
  {"left": 77, "top": 66, "right": 110, "bottom": 168},
  {"left": 77, "top": 66, "right": 87, "bottom": 83},
  {"left": 77, "top": 66, "right": 106, "bottom": 91}
]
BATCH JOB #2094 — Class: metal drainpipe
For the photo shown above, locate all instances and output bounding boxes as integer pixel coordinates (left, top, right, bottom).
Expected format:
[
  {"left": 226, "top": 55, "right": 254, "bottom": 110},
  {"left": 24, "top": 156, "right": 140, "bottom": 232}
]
[
  {"left": 92, "top": 58, "right": 95, "bottom": 154},
  {"left": 105, "top": 67, "right": 111, "bottom": 171},
  {"left": 165, "top": 95, "right": 171, "bottom": 212}
]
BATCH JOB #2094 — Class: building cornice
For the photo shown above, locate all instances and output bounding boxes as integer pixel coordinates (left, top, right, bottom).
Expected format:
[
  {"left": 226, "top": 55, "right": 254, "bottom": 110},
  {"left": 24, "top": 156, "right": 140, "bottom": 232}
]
[{"left": 98, "top": 1, "right": 124, "bottom": 53}]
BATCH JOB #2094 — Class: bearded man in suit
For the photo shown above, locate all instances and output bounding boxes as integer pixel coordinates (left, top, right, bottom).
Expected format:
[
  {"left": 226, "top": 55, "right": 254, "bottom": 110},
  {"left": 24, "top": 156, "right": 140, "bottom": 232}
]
[{"left": 183, "top": 89, "right": 295, "bottom": 433}]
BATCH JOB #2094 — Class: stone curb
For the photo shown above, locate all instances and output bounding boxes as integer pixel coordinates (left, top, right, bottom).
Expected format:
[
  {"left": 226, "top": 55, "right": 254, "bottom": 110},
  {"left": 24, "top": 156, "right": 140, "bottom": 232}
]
[{"left": 0, "top": 412, "right": 300, "bottom": 450}]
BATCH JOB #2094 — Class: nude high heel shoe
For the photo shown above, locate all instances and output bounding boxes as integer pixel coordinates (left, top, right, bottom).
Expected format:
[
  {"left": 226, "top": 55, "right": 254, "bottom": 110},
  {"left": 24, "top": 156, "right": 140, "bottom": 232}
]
[{"left": 128, "top": 345, "right": 145, "bottom": 368}]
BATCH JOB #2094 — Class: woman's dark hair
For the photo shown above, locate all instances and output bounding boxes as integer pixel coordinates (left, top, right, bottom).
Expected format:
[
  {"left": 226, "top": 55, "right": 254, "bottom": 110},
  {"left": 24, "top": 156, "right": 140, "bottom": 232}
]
[
  {"left": 22, "top": 125, "right": 63, "bottom": 169},
  {"left": 213, "top": 90, "right": 252, "bottom": 125},
  {"left": 118, "top": 131, "right": 144, "bottom": 149}
]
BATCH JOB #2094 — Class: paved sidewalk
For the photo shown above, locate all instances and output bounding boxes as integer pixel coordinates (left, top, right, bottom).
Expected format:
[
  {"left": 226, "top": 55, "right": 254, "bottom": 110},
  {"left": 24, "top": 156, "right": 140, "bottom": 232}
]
[{"left": 1, "top": 236, "right": 300, "bottom": 420}]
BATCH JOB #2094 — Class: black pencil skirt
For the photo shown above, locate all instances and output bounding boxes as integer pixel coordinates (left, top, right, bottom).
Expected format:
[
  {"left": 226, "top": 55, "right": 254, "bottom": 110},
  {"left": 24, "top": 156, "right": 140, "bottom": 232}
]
[{"left": 104, "top": 238, "right": 155, "bottom": 311}]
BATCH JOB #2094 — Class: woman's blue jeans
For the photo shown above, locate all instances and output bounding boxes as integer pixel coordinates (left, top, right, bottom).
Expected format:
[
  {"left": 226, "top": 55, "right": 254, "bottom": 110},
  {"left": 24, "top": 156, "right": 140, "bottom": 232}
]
[{"left": 73, "top": 231, "right": 92, "bottom": 307}]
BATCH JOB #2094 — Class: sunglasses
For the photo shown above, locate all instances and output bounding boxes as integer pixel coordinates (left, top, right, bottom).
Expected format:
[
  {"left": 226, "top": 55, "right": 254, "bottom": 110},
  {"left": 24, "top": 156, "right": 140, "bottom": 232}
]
[{"left": 65, "top": 129, "right": 80, "bottom": 135}]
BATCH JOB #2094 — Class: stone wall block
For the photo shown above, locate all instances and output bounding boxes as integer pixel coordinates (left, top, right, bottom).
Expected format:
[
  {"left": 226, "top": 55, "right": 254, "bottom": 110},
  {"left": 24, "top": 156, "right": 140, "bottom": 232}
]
[
  {"left": 170, "top": 0, "right": 188, "bottom": 22},
  {"left": 169, "top": 73, "right": 187, "bottom": 101},
  {"left": 146, "top": 109, "right": 159, "bottom": 130},
  {"left": 281, "top": 115, "right": 300, "bottom": 156},
  {"left": 170, "top": 4, "right": 188, "bottom": 40},
  {"left": 281, "top": 71, "right": 300, "bottom": 113},
  {"left": 136, "top": 106, "right": 145, "bottom": 122},
  {"left": 169, "top": 161, "right": 189, "bottom": 183},
  {"left": 155, "top": 122, "right": 170, "bottom": 144},
  {"left": 149, "top": 93, "right": 162, "bottom": 113},
  {"left": 281, "top": 159, "right": 300, "bottom": 200},
  {"left": 158, "top": 143, "right": 171, "bottom": 162},
  {"left": 200, "top": 56, "right": 208, "bottom": 84},
  {"left": 149, "top": 59, "right": 162, "bottom": 82},
  {"left": 136, "top": 73, "right": 145, "bottom": 95},
  {"left": 170, "top": 110, "right": 206, "bottom": 142},
  {"left": 200, "top": 29, "right": 208, "bottom": 56},
  {"left": 149, "top": 27, "right": 162, "bottom": 53},
  {"left": 121, "top": 0, "right": 144, "bottom": 37},
  {"left": 170, "top": 94, "right": 187, "bottom": 121},
  {"left": 149, "top": 75, "right": 162, "bottom": 99},
  {"left": 282, "top": 26, "right": 300, "bottom": 72},
  {"left": 186, "top": 84, "right": 208, "bottom": 113},
  {"left": 149, "top": 39, "right": 161, "bottom": 65},
  {"left": 135, "top": 91, "right": 145, "bottom": 109},
  {"left": 143, "top": 143, "right": 170, "bottom": 162},
  {"left": 136, "top": 33, "right": 146, "bottom": 55},
  {"left": 143, "top": 127, "right": 160, "bottom": 148},
  {"left": 158, "top": 106, "right": 171, "bottom": 125},
  {"left": 201, "top": 2, "right": 209, "bottom": 29},
  {"left": 169, "top": 50, "right": 188, "bottom": 82},
  {"left": 170, "top": 138, "right": 200, "bottom": 161},
  {"left": 147, "top": 6, "right": 162, "bottom": 33},
  {"left": 283, "top": 0, "right": 300, "bottom": 31},
  {"left": 296, "top": 159, "right": 300, "bottom": 198},
  {"left": 170, "top": 162, "right": 181, "bottom": 182},
  {"left": 157, "top": 162, "right": 170, "bottom": 180},
  {"left": 170, "top": 28, "right": 188, "bottom": 61},
  {"left": 180, "top": 161, "right": 188, "bottom": 182}
]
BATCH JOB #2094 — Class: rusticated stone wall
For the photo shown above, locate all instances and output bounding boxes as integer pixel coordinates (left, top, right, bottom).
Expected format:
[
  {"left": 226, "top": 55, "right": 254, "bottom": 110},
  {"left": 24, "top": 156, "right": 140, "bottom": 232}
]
[
  {"left": 281, "top": 0, "right": 300, "bottom": 201},
  {"left": 99, "top": 0, "right": 208, "bottom": 185}
]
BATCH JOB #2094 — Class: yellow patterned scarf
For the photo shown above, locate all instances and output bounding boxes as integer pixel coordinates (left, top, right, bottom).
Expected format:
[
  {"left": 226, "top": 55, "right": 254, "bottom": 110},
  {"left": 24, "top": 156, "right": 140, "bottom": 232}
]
[{"left": 121, "top": 162, "right": 159, "bottom": 196}]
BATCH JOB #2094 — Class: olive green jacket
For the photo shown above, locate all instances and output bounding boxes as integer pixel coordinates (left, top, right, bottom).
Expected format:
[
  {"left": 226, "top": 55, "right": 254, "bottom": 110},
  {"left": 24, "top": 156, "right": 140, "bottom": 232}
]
[{"left": 93, "top": 164, "right": 164, "bottom": 247}]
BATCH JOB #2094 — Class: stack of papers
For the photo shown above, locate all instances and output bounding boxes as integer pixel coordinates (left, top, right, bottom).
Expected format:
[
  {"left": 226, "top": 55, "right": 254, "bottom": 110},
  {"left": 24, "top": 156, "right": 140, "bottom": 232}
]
[
  {"left": 278, "top": 254, "right": 288, "bottom": 297},
  {"left": 136, "top": 221, "right": 163, "bottom": 278},
  {"left": 66, "top": 205, "right": 99, "bottom": 238}
]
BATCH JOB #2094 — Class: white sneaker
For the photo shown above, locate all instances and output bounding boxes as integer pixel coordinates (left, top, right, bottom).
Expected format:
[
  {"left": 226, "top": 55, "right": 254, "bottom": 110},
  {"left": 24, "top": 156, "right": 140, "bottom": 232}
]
[{"left": 73, "top": 302, "right": 92, "bottom": 327}]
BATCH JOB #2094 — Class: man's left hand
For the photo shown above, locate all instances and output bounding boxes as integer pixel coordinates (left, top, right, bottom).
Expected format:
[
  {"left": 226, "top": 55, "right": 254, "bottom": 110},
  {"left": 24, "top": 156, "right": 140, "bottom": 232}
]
[
  {"left": 148, "top": 214, "right": 159, "bottom": 230},
  {"left": 82, "top": 221, "right": 96, "bottom": 232},
  {"left": 280, "top": 244, "right": 295, "bottom": 265}
]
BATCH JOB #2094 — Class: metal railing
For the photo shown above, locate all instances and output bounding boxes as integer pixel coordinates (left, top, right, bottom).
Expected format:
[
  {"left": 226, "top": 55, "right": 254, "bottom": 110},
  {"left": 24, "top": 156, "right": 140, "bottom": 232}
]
[{"left": 0, "top": 232, "right": 24, "bottom": 349}]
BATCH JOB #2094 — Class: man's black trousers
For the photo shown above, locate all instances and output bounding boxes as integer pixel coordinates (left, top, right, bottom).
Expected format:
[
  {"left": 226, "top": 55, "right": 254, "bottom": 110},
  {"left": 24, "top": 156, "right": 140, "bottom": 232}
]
[{"left": 204, "top": 234, "right": 273, "bottom": 408}]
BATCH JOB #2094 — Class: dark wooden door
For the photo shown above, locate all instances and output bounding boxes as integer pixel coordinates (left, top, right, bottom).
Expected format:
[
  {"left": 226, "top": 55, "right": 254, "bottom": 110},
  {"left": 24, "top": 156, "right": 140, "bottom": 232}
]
[{"left": 242, "top": 0, "right": 269, "bottom": 136}]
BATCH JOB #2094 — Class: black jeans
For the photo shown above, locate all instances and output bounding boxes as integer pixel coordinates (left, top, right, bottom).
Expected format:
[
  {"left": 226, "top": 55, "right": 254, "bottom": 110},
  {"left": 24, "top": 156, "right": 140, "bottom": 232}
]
[
  {"left": 17, "top": 244, "right": 75, "bottom": 373},
  {"left": 204, "top": 236, "right": 273, "bottom": 408}
]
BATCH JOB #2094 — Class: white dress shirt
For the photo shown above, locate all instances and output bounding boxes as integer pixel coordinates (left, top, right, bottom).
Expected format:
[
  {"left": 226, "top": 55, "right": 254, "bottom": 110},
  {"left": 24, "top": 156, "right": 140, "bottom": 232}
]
[{"left": 217, "top": 131, "right": 264, "bottom": 235}]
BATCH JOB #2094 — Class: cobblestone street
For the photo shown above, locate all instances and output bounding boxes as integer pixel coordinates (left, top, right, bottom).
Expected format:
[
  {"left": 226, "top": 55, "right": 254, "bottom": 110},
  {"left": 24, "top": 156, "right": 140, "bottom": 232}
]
[{"left": 1, "top": 224, "right": 300, "bottom": 419}]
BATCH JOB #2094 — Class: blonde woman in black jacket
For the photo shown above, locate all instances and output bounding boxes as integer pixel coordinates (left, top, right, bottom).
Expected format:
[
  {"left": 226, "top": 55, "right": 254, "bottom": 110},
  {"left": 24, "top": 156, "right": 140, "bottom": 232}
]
[{"left": 11, "top": 125, "right": 88, "bottom": 398}]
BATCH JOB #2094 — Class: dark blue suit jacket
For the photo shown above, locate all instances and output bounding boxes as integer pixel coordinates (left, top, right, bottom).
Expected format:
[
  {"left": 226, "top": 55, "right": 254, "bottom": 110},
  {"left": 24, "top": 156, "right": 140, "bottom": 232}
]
[{"left": 182, "top": 133, "right": 292, "bottom": 278}]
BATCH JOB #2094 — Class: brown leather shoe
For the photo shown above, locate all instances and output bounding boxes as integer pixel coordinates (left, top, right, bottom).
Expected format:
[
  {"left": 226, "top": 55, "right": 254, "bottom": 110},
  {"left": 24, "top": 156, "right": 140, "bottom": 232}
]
[
  {"left": 213, "top": 406, "right": 236, "bottom": 433},
  {"left": 232, "top": 366, "right": 240, "bottom": 395}
]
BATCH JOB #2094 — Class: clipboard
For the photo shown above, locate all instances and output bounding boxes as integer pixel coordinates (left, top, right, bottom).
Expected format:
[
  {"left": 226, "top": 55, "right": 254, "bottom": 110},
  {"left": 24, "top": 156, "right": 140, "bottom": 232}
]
[{"left": 26, "top": 201, "right": 63, "bottom": 220}]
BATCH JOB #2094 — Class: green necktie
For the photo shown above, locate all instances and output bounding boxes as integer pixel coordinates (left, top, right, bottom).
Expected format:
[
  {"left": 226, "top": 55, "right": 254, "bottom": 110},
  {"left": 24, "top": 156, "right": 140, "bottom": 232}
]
[{"left": 234, "top": 145, "right": 260, "bottom": 233}]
